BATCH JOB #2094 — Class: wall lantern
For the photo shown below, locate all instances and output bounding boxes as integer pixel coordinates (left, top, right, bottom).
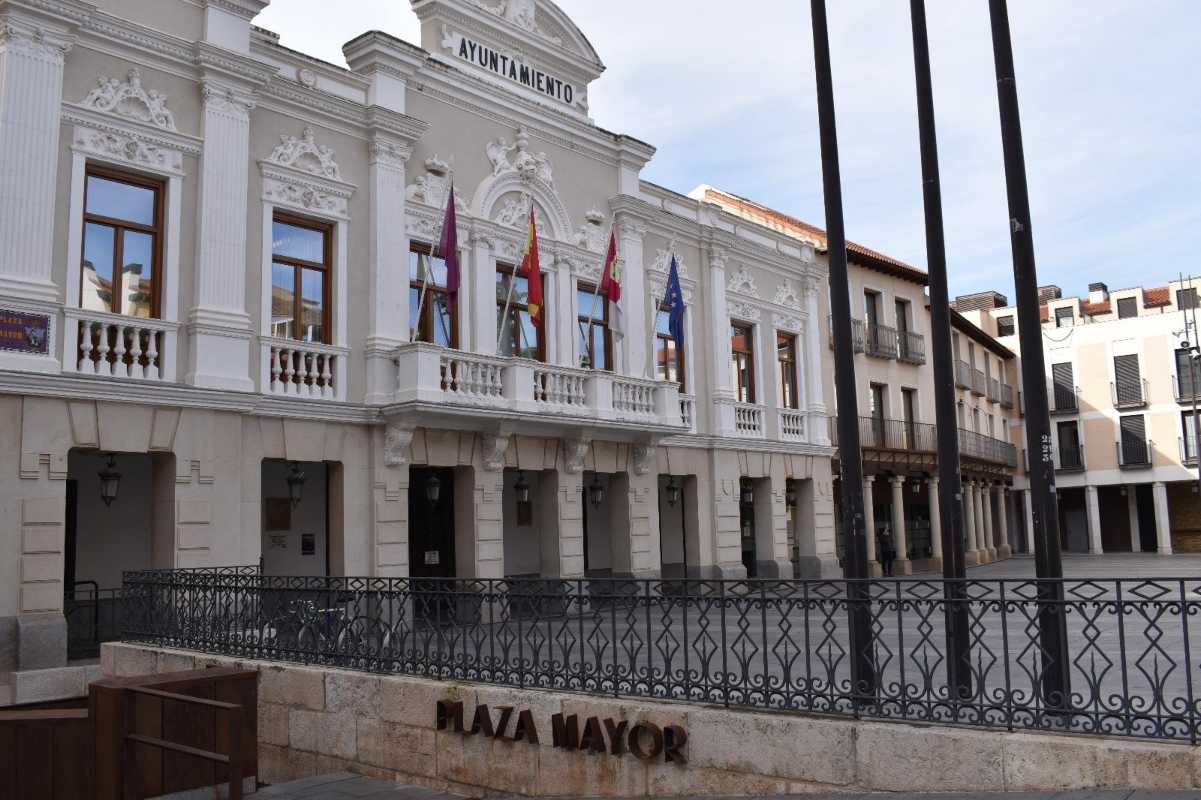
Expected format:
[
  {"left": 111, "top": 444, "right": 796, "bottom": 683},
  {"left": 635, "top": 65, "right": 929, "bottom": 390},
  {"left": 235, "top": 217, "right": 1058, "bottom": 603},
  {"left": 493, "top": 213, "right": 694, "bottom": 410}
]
[
  {"left": 740, "top": 479, "right": 754, "bottom": 506},
  {"left": 97, "top": 454, "right": 122, "bottom": 507},
  {"left": 912, "top": 479, "right": 922, "bottom": 495},
  {"left": 514, "top": 471, "right": 532, "bottom": 505},
  {"left": 665, "top": 478, "right": 682, "bottom": 508},
  {"left": 589, "top": 475, "right": 605, "bottom": 508},
  {"left": 425, "top": 473, "right": 443, "bottom": 506},
  {"left": 286, "top": 462, "right": 306, "bottom": 509},
  {"left": 785, "top": 482, "right": 799, "bottom": 507}
]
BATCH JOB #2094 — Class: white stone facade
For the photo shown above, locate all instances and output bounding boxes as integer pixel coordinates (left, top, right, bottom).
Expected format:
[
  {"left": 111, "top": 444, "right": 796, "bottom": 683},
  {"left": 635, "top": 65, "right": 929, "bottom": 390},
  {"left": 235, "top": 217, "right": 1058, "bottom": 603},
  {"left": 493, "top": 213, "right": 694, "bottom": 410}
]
[{"left": 0, "top": 0, "right": 836, "bottom": 703}]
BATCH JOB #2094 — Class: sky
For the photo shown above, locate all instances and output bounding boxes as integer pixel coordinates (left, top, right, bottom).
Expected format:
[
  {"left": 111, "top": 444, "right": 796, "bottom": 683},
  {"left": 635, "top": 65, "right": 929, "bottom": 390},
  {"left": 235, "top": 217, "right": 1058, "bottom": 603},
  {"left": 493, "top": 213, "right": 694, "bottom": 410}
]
[{"left": 255, "top": 1, "right": 1201, "bottom": 300}]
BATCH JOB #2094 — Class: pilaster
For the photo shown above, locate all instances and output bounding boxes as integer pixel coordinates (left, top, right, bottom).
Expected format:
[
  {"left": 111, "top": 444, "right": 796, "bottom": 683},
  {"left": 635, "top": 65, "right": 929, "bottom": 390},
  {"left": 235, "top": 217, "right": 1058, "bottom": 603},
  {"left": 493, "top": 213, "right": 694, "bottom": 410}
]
[
  {"left": 375, "top": 426, "right": 413, "bottom": 577},
  {"left": 541, "top": 468, "right": 584, "bottom": 578},
  {"left": 794, "top": 463, "right": 840, "bottom": 578},
  {"left": 0, "top": 11, "right": 77, "bottom": 307},
  {"left": 470, "top": 233, "right": 496, "bottom": 355},
  {"left": 803, "top": 276, "right": 830, "bottom": 445},
  {"left": 364, "top": 135, "right": 413, "bottom": 404},
  {"left": 615, "top": 218, "right": 648, "bottom": 377}
]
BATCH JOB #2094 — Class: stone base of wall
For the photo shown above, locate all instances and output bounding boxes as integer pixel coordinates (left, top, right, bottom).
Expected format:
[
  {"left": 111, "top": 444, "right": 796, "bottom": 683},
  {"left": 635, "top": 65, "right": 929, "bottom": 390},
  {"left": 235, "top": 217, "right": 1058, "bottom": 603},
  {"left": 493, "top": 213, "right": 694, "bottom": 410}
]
[{"left": 101, "top": 643, "right": 1200, "bottom": 796}]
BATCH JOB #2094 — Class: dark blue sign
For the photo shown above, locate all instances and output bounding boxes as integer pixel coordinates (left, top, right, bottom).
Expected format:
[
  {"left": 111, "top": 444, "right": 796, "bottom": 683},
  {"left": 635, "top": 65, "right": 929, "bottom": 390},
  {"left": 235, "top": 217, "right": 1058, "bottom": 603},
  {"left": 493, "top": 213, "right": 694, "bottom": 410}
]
[{"left": 0, "top": 309, "right": 50, "bottom": 355}]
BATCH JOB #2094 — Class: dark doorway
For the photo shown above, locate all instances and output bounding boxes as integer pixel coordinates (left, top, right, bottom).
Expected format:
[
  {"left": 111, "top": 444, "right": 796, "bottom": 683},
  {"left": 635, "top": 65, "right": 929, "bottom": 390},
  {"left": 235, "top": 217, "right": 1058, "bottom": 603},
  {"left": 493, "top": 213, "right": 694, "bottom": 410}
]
[
  {"left": 740, "top": 482, "right": 757, "bottom": 578},
  {"left": 1136, "top": 484, "right": 1159, "bottom": 552},
  {"left": 408, "top": 468, "right": 456, "bottom": 579}
]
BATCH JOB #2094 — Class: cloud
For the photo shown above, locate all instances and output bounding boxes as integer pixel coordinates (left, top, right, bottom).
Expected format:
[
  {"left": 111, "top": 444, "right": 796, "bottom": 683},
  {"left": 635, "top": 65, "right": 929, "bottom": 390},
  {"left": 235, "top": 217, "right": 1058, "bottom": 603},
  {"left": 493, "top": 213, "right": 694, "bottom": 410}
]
[{"left": 255, "top": 0, "right": 1201, "bottom": 298}]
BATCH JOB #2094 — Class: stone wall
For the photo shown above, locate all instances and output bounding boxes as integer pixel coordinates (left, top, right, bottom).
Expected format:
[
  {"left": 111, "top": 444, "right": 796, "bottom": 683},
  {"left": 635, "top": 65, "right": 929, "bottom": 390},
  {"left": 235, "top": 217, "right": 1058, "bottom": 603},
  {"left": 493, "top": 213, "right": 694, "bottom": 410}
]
[{"left": 102, "top": 643, "right": 1200, "bottom": 796}]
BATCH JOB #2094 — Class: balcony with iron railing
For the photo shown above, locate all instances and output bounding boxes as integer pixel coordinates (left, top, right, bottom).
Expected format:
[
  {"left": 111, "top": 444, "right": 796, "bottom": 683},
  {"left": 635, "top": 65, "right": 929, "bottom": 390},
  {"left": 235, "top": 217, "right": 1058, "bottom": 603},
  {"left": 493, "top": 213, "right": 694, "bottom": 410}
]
[
  {"left": 864, "top": 323, "right": 899, "bottom": 360},
  {"left": 1056, "top": 444, "right": 1086, "bottom": 472},
  {"left": 1180, "top": 435, "right": 1199, "bottom": 466},
  {"left": 987, "top": 377, "right": 1001, "bottom": 403},
  {"left": 827, "top": 316, "right": 866, "bottom": 354},
  {"left": 1174, "top": 373, "right": 1201, "bottom": 405},
  {"left": 896, "top": 330, "right": 926, "bottom": 365},
  {"left": 1111, "top": 379, "right": 1150, "bottom": 410},
  {"left": 391, "top": 342, "right": 686, "bottom": 433},
  {"left": 1117, "top": 439, "right": 1153, "bottom": 470},
  {"left": 971, "top": 369, "right": 987, "bottom": 397},
  {"left": 1000, "top": 384, "right": 1015, "bottom": 409},
  {"left": 955, "top": 360, "right": 972, "bottom": 390},
  {"left": 958, "top": 428, "right": 1019, "bottom": 467},
  {"left": 830, "top": 416, "right": 1015, "bottom": 467},
  {"left": 1050, "top": 385, "right": 1080, "bottom": 415}
]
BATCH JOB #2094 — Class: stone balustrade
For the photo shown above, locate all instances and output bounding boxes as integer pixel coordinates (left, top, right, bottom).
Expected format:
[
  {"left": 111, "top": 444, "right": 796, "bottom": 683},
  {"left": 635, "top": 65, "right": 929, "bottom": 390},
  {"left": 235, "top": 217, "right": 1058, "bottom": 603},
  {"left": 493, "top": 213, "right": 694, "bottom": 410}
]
[
  {"left": 679, "top": 394, "right": 697, "bottom": 432},
  {"left": 263, "top": 338, "right": 348, "bottom": 401},
  {"left": 779, "top": 409, "right": 807, "bottom": 442},
  {"left": 64, "top": 309, "right": 177, "bottom": 382},
  {"left": 393, "top": 343, "right": 685, "bottom": 431}
]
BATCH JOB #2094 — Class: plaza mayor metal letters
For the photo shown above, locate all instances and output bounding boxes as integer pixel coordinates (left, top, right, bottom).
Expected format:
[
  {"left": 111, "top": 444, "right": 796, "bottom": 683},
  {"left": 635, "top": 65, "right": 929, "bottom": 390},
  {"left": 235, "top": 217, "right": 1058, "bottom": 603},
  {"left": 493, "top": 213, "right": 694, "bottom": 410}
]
[{"left": 435, "top": 700, "right": 688, "bottom": 764}]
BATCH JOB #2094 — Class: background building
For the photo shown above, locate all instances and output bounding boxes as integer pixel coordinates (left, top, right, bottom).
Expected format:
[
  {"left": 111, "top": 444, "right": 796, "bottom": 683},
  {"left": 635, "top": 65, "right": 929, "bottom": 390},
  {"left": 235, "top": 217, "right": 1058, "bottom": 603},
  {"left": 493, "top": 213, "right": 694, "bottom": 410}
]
[
  {"left": 957, "top": 278, "right": 1201, "bottom": 555},
  {"left": 695, "top": 187, "right": 1026, "bottom": 575}
]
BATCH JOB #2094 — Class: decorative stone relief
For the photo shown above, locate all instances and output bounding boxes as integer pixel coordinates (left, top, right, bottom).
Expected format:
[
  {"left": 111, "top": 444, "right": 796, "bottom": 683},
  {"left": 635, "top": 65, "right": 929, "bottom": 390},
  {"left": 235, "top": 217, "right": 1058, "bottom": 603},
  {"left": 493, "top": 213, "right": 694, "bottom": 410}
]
[
  {"left": 72, "top": 125, "right": 183, "bottom": 173},
  {"left": 0, "top": 23, "right": 72, "bottom": 64},
  {"left": 471, "top": 0, "right": 562, "bottom": 44},
  {"left": 574, "top": 208, "right": 607, "bottom": 253},
  {"left": 267, "top": 127, "right": 342, "bottom": 181},
  {"left": 728, "top": 300, "right": 762, "bottom": 322},
  {"left": 650, "top": 249, "right": 690, "bottom": 279},
  {"left": 80, "top": 68, "right": 177, "bottom": 131},
  {"left": 297, "top": 68, "right": 318, "bottom": 89},
  {"left": 774, "top": 313, "right": 802, "bottom": 334},
  {"left": 406, "top": 212, "right": 440, "bottom": 242},
  {"left": 479, "top": 433, "right": 510, "bottom": 472},
  {"left": 369, "top": 139, "right": 411, "bottom": 169},
  {"left": 493, "top": 194, "right": 549, "bottom": 233},
  {"left": 727, "top": 265, "right": 759, "bottom": 298},
  {"left": 773, "top": 279, "right": 803, "bottom": 309},
  {"left": 406, "top": 155, "right": 467, "bottom": 211},
  {"left": 201, "top": 84, "right": 255, "bottom": 119},
  {"left": 563, "top": 437, "right": 591, "bottom": 474},
  {"left": 632, "top": 445, "right": 655, "bottom": 477},
  {"left": 486, "top": 127, "right": 554, "bottom": 187},
  {"left": 384, "top": 426, "right": 414, "bottom": 468},
  {"left": 262, "top": 179, "right": 345, "bottom": 216}
]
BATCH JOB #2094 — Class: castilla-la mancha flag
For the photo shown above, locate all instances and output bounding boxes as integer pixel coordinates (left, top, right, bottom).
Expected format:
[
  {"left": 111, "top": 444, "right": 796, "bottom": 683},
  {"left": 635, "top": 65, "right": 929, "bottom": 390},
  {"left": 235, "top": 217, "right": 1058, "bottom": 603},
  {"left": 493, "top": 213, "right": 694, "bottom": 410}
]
[
  {"left": 521, "top": 208, "right": 544, "bottom": 327},
  {"left": 599, "top": 229, "right": 623, "bottom": 334}
]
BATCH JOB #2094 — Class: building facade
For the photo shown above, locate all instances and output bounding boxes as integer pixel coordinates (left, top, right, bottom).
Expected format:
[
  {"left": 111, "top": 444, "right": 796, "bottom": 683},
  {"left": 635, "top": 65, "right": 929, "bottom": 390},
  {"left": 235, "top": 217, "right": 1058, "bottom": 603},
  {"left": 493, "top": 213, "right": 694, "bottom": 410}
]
[
  {"left": 0, "top": 0, "right": 839, "bottom": 705},
  {"left": 958, "top": 279, "right": 1201, "bottom": 556},
  {"left": 694, "top": 187, "right": 1026, "bottom": 576}
]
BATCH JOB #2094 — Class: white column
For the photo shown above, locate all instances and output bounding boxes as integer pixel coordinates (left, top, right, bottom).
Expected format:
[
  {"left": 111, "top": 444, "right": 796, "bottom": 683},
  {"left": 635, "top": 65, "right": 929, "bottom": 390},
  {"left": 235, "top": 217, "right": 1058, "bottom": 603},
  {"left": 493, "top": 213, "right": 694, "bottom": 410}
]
[
  {"left": 706, "top": 246, "right": 736, "bottom": 434},
  {"left": 1023, "top": 487, "right": 1035, "bottom": 555},
  {"left": 1153, "top": 482, "right": 1173, "bottom": 555},
  {"left": 0, "top": 18, "right": 73, "bottom": 306},
  {"left": 187, "top": 81, "right": 257, "bottom": 391},
  {"left": 863, "top": 476, "right": 878, "bottom": 572},
  {"left": 1127, "top": 488, "right": 1142, "bottom": 553},
  {"left": 963, "top": 481, "right": 978, "bottom": 563},
  {"left": 981, "top": 481, "right": 996, "bottom": 561},
  {"left": 890, "top": 475, "right": 912, "bottom": 575},
  {"left": 364, "top": 137, "right": 411, "bottom": 404},
  {"left": 551, "top": 255, "right": 573, "bottom": 367},
  {"left": 1085, "top": 485, "right": 1103, "bottom": 555},
  {"left": 996, "top": 486, "right": 1013, "bottom": 559},
  {"left": 803, "top": 277, "right": 830, "bottom": 445},
  {"left": 471, "top": 233, "right": 497, "bottom": 355},
  {"left": 616, "top": 219, "right": 648, "bottom": 377},
  {"left": 928, "top": 478, "right": 943, "bottom": 568}
]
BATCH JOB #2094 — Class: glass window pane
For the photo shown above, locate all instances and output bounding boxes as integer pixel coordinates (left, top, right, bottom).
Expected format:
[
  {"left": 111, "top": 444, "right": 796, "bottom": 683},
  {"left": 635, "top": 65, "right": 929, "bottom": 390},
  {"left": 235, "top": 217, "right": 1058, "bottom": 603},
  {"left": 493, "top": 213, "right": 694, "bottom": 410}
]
[
  {"left": 86, "top": 176, "right": 155, "bottom": 226},
  {"left": 655, "top": 309, "right": 670, "bottom": 336},
  {"left": 271, "top": 263, "right": 295, "bottom": 340},
  {"left": 81, "top": 222, "right": 116, "bottom": 313},
  {"left": 410, "top": 250, "right": 448, "bottom": 287},
  {"left": 410, "top": 285, "right": 423, "bottom": 340},
  {"left": 300, "top": 268, "right": 325, "bottom": 342},
  {"left": 272, "top": 221, "right": 325, "bottom": 263},
  {"left": 431, "top": 292, "right": 453, "bottom": 347},
  {"left": 516, "top": 312, "right": 538, "bottom": 360},
  {"left": 591, "top": 325, "right": 607, "bottom": 371},
  {"left": 120, "top": 231, "right": 154, "bottom": 318}
]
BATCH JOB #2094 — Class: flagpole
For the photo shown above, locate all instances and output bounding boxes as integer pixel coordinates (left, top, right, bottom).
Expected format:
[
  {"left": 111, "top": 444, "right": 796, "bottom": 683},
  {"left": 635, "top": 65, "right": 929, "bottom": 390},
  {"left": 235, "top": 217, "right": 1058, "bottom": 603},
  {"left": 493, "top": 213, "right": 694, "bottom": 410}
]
[{"left": 496, "top": 194, "right": 528, "bottom": 351}]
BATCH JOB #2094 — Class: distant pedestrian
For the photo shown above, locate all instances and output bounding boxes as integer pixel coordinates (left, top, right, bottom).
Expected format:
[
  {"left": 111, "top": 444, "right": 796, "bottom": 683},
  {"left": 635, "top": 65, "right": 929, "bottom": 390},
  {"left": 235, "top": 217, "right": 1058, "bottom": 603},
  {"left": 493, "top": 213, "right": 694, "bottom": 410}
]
[{"left": 878, "top": 524, "right": 897, "bottom": 578}]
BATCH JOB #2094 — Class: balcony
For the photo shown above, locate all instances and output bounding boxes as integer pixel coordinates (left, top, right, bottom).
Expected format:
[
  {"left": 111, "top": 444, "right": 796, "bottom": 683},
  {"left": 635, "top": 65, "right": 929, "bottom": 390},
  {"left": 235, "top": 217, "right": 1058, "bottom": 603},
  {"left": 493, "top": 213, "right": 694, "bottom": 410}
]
[
  {"left": 778, "top": 409, "right": 807, "bottom": 442},
  {"left": 679, "top": 394, "right": 697, "bottom": 432},
  {"left": 958, "top": 428, "right": 1018, "bottom": 467},
  {"left": 827, "top": 316, "right": 865, "bottom": 354},
  {"left": 864, "top": 323, "right": 899, "bottom": 360},
  {"left": 732, "top": 401, "right": 766, "bottom": 438},
  {"left": 64, "top": 309, "right": 178, "bottom": 382},
  {"left": 390, "top": 343, "right": 686, "bottom": 433},
  {"left": 1001, "top": 384, "right": 1015, "bottom": 409},
  {"left": 896, "top": 330, "right": 927, "bottom": 365},
  {"left": 263, "top": 338, "right": 348, "bottom": 401},
  {"left": 830, "top": 416, "right": 935, "bottom": 454},
  {"left": 1117, "top": 439, "right": 1152, "bottom": 470},
  {"left": 1056, "top": 444, "right": 1086, "bottom": 472},
  {"left": 1174, "top": 374, "right": 1201, "bottom": 405},
  {"left": 987, "top": 377, "right": 1001, "bottom": 403},
  {"left": 1180, "top": 435, "right": 1199, "bottom": 467},
  {"left": 1050, "top": 386, "right": 1080, "bottom": 415},
  {"left": 971, "top": 369, "right": 987, "bottom": 397},
  {"left": 955, "top": 360, "right": 972, "bottom": 390},
  {"left": 1112, "top": 379, "right": 1149, "bottom": 410}
]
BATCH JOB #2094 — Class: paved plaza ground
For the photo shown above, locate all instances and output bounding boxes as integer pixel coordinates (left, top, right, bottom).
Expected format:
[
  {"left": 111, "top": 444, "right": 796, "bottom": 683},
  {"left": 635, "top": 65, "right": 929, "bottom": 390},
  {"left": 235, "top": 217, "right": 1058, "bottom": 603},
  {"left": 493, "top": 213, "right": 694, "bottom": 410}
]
[
  {"left": 958, "top": 552, "right": 1201, "bottom": 580},
  {"left": 255, "top": 773, "right": 1201, "bottom": 798}
]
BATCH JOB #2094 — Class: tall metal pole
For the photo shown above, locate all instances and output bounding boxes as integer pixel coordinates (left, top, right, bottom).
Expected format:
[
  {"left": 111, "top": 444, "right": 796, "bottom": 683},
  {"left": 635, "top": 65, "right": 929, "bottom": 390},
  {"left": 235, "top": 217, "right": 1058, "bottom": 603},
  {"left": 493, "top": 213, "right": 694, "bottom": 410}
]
[
  {"left": 809, "top": 0, "right": 876, "bottom": 700},
  {"left": 988, "top": 0, "right": 1071, "bottom": 709},
  {"left": 908, "top": 0, "right": 972, "bottom": 701}
]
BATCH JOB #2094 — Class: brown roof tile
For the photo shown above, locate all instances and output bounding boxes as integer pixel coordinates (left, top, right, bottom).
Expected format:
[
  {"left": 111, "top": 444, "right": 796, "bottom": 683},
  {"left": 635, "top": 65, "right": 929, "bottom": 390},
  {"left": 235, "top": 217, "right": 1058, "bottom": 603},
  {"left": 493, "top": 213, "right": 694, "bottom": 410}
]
[
  {"left": 1039, "top": 305, "right": 1049, "bottom": 322},
  {"left": 1143, "top": 287, "right": 1171, "bottom": 307},
  {"left": 1081, "top": 300, "right": 1111, "bottom": 316}
]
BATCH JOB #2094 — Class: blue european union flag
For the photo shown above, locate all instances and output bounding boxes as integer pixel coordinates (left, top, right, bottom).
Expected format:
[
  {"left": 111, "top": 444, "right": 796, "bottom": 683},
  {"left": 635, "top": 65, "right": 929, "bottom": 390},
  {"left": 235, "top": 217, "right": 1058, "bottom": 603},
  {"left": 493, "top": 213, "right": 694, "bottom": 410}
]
[{"left": 665, "top": 255, "right": 686, "bottom": 350}]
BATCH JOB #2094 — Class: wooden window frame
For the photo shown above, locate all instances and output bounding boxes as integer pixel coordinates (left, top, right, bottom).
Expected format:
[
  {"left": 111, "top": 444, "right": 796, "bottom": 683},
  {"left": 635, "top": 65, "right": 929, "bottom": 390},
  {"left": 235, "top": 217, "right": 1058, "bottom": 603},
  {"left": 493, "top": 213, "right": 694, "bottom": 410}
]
[
  {"left": 81, "top": 165, "right": 165, "bottom": 319},
  {"left": 731, "top": 321, "right": 756, "bottom": 404},
  {"left": 776, "top": 332, "right": 799, "bottom": 410},
  {"left": 577, "top": 281, "right": 613, "bottom": 371},
  {"left": 496, "top": 261, "right": 545, "bottom": 362},
  {"left": 409, "top": 242, "right": 458, "bottom": 349},
  {"left": 271, "top": 212, "right": 332, "bottom": 345},
  {"left": 656, "top": 300, "right": 686, "bottom": 393}
]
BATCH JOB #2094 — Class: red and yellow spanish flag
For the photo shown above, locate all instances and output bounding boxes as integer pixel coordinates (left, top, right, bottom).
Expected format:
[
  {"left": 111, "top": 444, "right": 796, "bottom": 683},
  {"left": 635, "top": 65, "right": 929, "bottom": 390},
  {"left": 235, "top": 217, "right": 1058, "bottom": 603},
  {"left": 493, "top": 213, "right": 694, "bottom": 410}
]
[
  {"left": 521, "top": 208, "right": 544, "bottom": 327},
  {"left": 600, "top": 229, "right": 621, "bottom": 303}
]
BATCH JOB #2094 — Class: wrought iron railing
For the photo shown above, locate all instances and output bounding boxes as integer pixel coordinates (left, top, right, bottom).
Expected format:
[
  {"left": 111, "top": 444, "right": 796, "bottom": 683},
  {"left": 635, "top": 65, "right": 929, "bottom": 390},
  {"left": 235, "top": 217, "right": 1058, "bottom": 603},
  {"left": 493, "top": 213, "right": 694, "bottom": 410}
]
[
  {"left": 122, "top": 569, "right": 1201, "bottom": 742},
  {"left": 1051, "top": 385, "right": 1080, "bottom": 414},
  {"left": 1057, "top": 445, "right": 1086, "bottom": 472},
  {"left": 957, "top": 428, "right": 1019, "bottom": 467},
  {"left": 1117, "top": 439, "right": 1153, "bottom": 469},
  {"left": 864, "top": 323, "right": 898, "bottom": 359},
  {"left": 827, "top": 316, "right": 865, "bottom": 354},
  {"left": 1001, "top": 384, "right": 1015, "bottom": 409},
  {"left": 896, "top": 330, "right": 926, "bottom": 365},
  {"left": 830, "top": 416, "right": 936, "bottom": 454},
  {"left": 1112, "top": 379, "right": 1150, "bottom": 410},
  {"left": 955, "top": 360, "right": 972, "bottom": 390},
  {"left": 65, "top": 583, "right": 124, "bottom": 660}
]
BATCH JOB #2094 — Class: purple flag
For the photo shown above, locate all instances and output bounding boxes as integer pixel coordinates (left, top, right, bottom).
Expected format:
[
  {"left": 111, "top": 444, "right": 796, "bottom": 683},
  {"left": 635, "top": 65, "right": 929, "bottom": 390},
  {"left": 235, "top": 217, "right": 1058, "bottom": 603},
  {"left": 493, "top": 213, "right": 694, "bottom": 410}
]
[{"left": 439, "top": 185, "right": 460, "bottom": 308}]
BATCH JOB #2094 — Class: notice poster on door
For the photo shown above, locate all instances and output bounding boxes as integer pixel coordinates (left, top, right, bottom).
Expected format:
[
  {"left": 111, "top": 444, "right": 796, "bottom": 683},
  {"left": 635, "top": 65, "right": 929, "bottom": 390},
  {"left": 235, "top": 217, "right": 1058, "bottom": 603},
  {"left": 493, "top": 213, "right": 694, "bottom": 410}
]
[{"left": 425, "top": 550, "right": 441, "bottom": 566}]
